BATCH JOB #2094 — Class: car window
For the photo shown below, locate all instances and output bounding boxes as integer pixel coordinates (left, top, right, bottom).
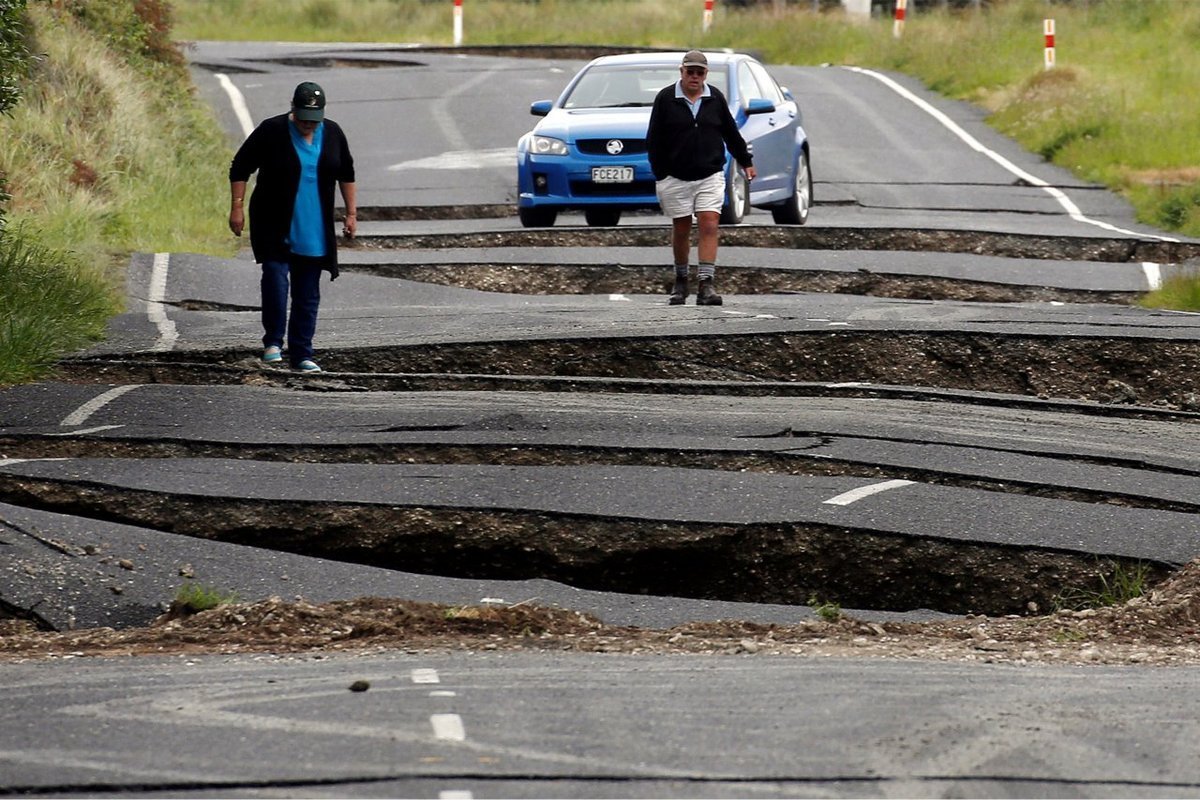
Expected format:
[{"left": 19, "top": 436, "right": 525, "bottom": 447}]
[
  {"left": 747, "top": 61, "right": 784, "bottom": 106},
  {"left": 562, "top": 65, "right": 729, "bottom": 109},
  {"left": 737, "top": 62, "right": 765, "bottom": 107}
]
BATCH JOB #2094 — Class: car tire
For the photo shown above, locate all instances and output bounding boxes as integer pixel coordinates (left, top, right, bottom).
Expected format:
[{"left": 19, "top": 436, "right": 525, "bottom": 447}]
[
  {"left": 719, "top": 165, "right": 749, "bottom": 225},
  {"left": 771, "top": 149, "right": 812, "bottom": 226},
  {"left": 584, "top": 208, "right": 622, "bottom": 227},
  {"left": 518, "top": 207, "right": 558, "bottom": 228}
]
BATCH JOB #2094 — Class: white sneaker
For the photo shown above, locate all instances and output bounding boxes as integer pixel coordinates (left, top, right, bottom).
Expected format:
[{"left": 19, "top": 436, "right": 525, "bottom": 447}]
[{"left": 294, "top": 359, "right": 322, "bottom": 373}]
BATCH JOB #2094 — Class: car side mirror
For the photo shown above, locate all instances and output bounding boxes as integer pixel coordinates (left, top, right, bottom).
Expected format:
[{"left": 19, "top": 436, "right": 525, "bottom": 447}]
[
  {"left": 746, "top": 97, "right": 775, "bottom": 115},
  {"left": 781, "top": 87, "right": 794, "bottom": 101},
  {"left": 530, "top": 100, "right": 553, "bottom": 117}
]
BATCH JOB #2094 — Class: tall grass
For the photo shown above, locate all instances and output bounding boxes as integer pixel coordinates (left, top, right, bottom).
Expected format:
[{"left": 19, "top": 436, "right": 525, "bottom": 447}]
[
  {"left": 0, "top": 224, "right": 117, "bottom": 384},
  {"left": 0, "top": 1, "right": 233, "bottom": 384},
  {"left": 1, "top": 4, "right": 232, "bottom": 257}
]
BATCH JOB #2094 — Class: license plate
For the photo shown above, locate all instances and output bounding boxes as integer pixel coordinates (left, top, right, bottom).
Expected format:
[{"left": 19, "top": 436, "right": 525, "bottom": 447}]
[{"left": 591, "top": 166, "right": 634, "bottom": 184}]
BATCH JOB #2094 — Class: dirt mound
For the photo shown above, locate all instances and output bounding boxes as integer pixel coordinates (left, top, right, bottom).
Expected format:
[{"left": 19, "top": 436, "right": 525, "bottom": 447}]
[{"left": 5, "top": 561, "right": 1200, "bottom": 665}]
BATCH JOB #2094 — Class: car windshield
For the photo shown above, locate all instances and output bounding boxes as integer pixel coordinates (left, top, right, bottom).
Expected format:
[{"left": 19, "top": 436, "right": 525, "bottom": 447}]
[{"left": 562, "top": 65, "right": 729, "bottom": 109}]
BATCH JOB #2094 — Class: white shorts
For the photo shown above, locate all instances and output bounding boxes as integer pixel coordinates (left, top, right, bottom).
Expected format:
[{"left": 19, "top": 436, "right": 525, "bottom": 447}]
[{"left": 656, "top": 172, "right": 726, "bottom": 219}]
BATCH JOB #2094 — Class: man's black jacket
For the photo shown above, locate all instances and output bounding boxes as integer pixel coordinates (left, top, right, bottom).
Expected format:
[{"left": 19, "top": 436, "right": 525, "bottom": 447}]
[{"left": 646, "top": 84, "right": 753, "bottom": 182}]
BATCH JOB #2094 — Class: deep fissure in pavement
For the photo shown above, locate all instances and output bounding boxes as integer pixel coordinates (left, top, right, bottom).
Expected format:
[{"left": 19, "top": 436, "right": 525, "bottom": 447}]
[
  {"left": 2, "top": 438, "right": 1197, "bottom": 514},
  {"left": 70, "top": 331, "right": 1200, "bottom": 410},
  {"left": 342, "top": 262, "right": 1138, "bottom": 304},
  {"left": 353, "top": 226, "right": 1200, "bottom": 263},
  {"left": 0, "top": 478, "right": 1168, "bottom": 616}
]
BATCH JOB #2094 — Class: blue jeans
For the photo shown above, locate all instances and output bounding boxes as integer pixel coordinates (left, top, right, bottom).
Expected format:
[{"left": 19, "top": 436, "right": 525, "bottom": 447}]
[{"left": 261, "top": 259, "right": 322, "bottom": 366}]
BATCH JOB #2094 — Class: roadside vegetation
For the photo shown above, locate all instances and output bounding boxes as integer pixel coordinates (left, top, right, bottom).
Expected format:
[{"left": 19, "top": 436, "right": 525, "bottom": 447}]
[{"left": 1, "top": 0, "right": 1197, "bottom": 385}]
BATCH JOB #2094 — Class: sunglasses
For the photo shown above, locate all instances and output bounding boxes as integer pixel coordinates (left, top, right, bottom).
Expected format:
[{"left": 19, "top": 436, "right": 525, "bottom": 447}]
[{"left": 683, "top": 67, "right": 707, "bottom": 76}]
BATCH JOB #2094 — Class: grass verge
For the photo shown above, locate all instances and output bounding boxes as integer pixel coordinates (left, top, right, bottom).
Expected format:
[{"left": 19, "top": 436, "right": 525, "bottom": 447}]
[{"left": 0, "top": 0, "right": 235, "bottom": 385}]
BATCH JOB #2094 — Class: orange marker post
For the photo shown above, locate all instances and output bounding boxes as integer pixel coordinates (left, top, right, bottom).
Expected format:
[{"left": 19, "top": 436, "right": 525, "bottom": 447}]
[
  {"left": 893, "top": 0, "right": 907, "bottom": 39},
  {"left": 453, "top": 0, "right": 463, "bottom": 47},
  {"left": 703, "top": 0, "right": 714, "bottom": 33}
]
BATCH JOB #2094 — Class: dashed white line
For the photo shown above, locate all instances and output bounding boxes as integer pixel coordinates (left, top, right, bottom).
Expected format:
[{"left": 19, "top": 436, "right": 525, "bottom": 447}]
[
  {"left": 824, "top": 479, "right": 915, "bottom": 506},
  {"left": 60, "top": 386, "right": 141, "bottom": 427},
  {"left": 429, "top": 690, "right": 457, "bottom": 698},
  {"left": 1142, "top": 262, "right": 1162, "bottom": 291},
  {"left": 214, "top": 73, "right": 255, "bottom": 139},
  {"left": 147, "top": 253, "right": 178, "bottom": 352},
  {"left": 608, "top": 293, "right": 630, "bottom": 302},
  {"left": 845, "top": 67, "right": 1179, "bottom": 244},
  {"left": 430, "top": 713, "right": 466, "bottom": 741},
  {"left": 439, "top": 791, "right": 473, "bottom": 800},
  {"left": 412, "top": 668, "right": 440, "bottom": 684},
  {"left": 49, "top": 425, "right": 123, "bottom": 436}
]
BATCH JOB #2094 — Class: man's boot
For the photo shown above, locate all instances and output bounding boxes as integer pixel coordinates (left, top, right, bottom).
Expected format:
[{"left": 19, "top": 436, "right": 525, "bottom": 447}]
[
  {"left": 669, "top": 273, "right": 689, "bottom": 305},
  {"left": 696, "top": 277, "right": 723, "bottom": 306}
]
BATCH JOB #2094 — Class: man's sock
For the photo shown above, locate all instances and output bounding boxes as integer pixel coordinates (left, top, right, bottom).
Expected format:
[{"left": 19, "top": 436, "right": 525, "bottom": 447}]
[
  {"left": 675, "top": 263, "right": 689, "bottom": 278},
  {"left": 698, "top": 262, "right": 715, "bottom": 280}
]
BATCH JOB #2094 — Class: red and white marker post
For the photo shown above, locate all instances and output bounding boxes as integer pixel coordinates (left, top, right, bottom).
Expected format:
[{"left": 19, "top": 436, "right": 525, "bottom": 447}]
[
  {"left": 453, "top": 0, "right": 463, "bottom": 47},
  {"left": 1043, "top": 18, "right": 1056, "bottom": 70},
  {"left": 893, "top": 0, "right": 907, "bottom": 39},
  {"left": 703, "top": 0, "right": 714, "bottom": 33}
]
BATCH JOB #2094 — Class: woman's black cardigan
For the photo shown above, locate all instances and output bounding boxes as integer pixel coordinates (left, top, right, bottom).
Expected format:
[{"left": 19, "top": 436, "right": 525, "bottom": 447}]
[{"left": 228, "top": 114, "right": 355, "bottom": 279}]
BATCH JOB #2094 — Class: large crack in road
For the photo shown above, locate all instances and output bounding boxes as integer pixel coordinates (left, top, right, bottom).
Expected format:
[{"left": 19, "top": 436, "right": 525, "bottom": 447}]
[
  {"left": 10, "top": 221, "right": 1200, "bottom": 624},
  {"left": 63, "top": 331, "right": 1200, "bottom": 410}
]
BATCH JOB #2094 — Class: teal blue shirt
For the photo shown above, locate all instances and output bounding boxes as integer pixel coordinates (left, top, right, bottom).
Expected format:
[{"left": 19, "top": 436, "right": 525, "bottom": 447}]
[{"left": 287, "top": 120, "right": 326, "bottom": 257}]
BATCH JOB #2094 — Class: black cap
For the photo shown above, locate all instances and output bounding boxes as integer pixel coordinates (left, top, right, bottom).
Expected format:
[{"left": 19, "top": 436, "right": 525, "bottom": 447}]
[{"left": 291, "top": 81, "right": 325, "bottom": 121}]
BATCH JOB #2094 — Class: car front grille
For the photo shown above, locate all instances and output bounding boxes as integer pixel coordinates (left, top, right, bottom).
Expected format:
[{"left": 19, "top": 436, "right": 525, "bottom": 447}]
[
  {"left": 569, "top": 179, "right": 657, "bottom": 197},
  {"left": 576, "top": 138, "right": 648, "bottom": 156}
]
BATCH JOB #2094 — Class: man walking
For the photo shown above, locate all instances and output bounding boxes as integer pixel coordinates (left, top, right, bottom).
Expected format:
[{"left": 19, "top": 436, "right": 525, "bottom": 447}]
[{"left": 647, "top": 50, "right": 756, "bottom": 306}]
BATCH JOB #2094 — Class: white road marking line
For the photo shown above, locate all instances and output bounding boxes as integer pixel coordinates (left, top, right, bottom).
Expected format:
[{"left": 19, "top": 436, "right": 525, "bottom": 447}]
[
  {"left": 1142, "top": 262, "right": 1162, "bottom": 291},
  {"left": 49, "top": 425, "right": 123, "bottom": 436},
  {"left": 148, "top": 252, "right": 178, "bottom": 352},
  {"left": 214, "top": 73, "right": 255, "bottom": 139},
  {"left": 434, "top": 68, "right": 497, "bottom": 153},
  {"left": 412, "top": 668, "right": 440, "bottom": 684},
  {"left": 608, "top": 293, "right": 630, "bottom": 302},
  {"left": 431, "top": 713, "right": 466, "bottom": 741},
  {"left": 430, "top": 690, "right": 457, "bottom": 697},
  {"left": 60, "top": 386, "right": 141, "bottom": 427},
  {"left": 439, "top": 791, "right": 473, "bottom": 800},
  {"left": 0, "top": 458, "right": 66, "bottom": 467},
  {"left": 387, "top": 147, "right": 512, "bottom": 171},
  {"left": 846, "top": 67, "right": 1179, "bottom": 244},
  {"left": 824, "top": 479, "right": 915, "bottom": 506}
]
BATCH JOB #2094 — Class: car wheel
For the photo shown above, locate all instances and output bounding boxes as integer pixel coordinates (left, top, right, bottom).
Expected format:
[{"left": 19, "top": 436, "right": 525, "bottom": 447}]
[
  {"left": 518, "top": 207, "right": 558, "bottom": 228},
  {"left": 771, "top": 150, "right": 812, "bottom": 225},
  {"left": 719, "top": 165, "right": 749, "bottom": 225},
  {"left": 584, "top": 208, "right": 622, "bottom": 227}
]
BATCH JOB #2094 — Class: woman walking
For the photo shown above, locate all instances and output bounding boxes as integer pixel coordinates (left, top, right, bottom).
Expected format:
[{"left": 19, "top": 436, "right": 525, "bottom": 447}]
[{"left": 228, "top": 81, "right": 356, "bottom": 373}]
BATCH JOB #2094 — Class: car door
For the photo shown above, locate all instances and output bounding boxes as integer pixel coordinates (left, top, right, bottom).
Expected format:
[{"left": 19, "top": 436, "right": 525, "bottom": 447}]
[{"left": 736, "top": 60, "right": 793, "bottom": 199}]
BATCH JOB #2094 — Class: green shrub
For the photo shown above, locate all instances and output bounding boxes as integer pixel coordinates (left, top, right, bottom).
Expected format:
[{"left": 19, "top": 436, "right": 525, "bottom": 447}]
[{"left": 172, "top": 582, "right": 240, "bottom": 614}]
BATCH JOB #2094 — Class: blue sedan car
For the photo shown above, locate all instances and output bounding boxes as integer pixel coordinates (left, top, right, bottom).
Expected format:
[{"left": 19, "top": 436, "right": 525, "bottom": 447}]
[{"left": 516, "top": 50, "right": 812, "bottom": 228}]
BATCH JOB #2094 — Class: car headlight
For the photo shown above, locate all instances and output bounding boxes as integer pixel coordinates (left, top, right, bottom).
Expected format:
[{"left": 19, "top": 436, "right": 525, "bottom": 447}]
[{"left": 531, "top": 135, "right": 568, "bottom": 156}]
